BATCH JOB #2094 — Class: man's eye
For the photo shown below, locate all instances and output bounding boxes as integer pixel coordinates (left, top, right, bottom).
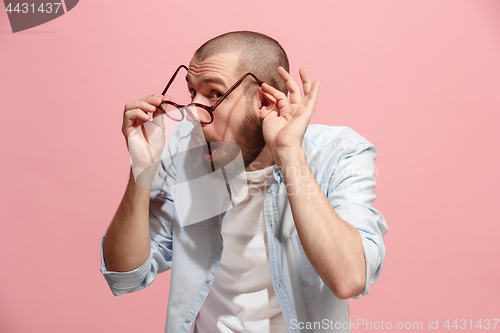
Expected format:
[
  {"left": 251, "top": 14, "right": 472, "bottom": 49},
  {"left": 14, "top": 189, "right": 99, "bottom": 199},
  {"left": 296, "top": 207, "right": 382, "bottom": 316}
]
[{"left": 209, "top": 90, "right": 223, "bottom": 99}]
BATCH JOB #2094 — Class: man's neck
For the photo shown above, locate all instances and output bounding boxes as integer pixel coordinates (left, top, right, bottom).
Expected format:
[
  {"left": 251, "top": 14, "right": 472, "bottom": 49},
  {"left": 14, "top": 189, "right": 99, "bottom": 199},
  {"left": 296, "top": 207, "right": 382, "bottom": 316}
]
[{"left": 245, "top": 145, "right": 275, "bottom": 172}]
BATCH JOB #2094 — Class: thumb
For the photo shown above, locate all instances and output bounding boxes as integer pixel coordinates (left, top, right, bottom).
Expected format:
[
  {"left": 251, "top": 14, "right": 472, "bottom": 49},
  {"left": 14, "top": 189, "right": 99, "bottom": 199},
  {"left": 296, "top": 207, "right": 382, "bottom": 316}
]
[
  {"left": 152, "top": 95, "right": 170, "bottom": 129},
  {"left": 152, "top": 108, "right": 165, "bottom": 130}
]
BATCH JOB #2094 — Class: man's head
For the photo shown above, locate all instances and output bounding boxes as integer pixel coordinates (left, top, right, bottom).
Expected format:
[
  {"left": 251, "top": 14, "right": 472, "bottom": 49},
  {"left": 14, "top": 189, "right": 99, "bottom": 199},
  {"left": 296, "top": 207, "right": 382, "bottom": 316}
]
[
  {"left": 186, "top": 31, "right": 289, "bottom": 169},
  {"left": 194, "top": 31, "right": 289, "bottom": 96}
]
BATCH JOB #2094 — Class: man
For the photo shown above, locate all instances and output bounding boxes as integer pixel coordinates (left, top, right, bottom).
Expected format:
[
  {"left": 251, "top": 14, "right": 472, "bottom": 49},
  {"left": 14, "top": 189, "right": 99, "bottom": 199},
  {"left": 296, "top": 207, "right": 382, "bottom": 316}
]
[{"left": 100, "top": 31, "right": 388, "bottom": 333}]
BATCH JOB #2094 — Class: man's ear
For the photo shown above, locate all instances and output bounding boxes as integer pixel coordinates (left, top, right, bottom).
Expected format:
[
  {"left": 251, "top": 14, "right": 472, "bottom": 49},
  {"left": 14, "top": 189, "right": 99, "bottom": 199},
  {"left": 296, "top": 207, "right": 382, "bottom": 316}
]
[{"left": 258, "top": 87, "right": 278, "bottom": 119}]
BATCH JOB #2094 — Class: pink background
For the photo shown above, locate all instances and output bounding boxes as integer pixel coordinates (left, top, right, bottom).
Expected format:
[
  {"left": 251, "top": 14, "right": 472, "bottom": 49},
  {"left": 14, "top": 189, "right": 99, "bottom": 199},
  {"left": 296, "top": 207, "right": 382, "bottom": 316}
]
[{"left": 1, "top": 0, "right": 499, "bottom": 332}]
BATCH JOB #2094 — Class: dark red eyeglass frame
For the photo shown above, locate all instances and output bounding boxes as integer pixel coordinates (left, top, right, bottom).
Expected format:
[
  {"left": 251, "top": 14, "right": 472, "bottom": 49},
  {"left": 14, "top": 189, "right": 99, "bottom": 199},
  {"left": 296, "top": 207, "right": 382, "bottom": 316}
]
[{"left": 159, "top": 65, "right": 264, "bottom": 124}]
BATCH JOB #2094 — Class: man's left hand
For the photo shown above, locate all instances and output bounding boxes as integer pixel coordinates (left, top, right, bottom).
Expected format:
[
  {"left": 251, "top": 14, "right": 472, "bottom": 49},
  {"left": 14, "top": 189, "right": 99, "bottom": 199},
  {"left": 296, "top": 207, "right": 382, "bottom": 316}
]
[{"left": 259, "top": 67, "right": 320, "bottom": 166}]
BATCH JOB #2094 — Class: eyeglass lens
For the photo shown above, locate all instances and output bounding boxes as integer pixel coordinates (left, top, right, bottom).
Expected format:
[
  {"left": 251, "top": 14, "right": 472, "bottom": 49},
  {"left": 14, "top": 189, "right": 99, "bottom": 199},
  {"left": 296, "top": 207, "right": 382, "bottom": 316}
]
[
  {"left": 159, "top": 103, "right": 212, "bottom": 124},
  {"left": 161, "top": 66, "right": 213, "bottom": 123}
]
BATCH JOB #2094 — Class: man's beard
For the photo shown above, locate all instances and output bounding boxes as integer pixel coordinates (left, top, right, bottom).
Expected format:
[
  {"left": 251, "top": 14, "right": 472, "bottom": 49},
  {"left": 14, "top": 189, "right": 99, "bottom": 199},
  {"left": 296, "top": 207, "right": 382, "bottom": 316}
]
[
  {"left": 234, "top": 106, "right": 266, "bottom": 168},
  {"left": 202, "top": 103, "right": 266, "bottom": 169}
]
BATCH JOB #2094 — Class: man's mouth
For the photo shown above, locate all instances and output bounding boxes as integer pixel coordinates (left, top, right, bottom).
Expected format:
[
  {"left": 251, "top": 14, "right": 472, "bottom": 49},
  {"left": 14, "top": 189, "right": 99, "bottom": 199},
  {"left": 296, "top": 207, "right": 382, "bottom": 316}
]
[
  {"left": 202, "top": 143, "right": 218, "bottom": 162},
  {"left": 193, "top": 132, "right": 221, "bottom": 162}
]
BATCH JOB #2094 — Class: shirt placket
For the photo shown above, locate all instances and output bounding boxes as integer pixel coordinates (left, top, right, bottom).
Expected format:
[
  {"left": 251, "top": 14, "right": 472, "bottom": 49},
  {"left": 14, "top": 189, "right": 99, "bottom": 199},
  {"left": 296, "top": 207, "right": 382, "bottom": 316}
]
[{"left": 264, "top": 171, "right": 301, "bottom": 333}]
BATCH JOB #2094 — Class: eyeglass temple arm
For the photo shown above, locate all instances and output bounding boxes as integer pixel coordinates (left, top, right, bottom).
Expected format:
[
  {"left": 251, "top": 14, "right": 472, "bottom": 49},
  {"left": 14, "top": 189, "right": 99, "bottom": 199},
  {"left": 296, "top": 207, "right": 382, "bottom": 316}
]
[
  {"left": 211, "top": 73, "right": 263, "bottom": 110},
  {"left": 162, "top": 65, "right": 188, "bottom": 96}
]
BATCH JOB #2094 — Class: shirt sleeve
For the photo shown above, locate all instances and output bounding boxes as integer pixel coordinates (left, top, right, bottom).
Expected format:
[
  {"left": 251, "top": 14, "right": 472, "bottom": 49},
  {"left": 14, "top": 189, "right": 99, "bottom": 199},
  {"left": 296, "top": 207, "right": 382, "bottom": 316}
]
[
  {"left": 99, "top": 132, "right": 179, "bottom": 297},
  {"left": 326, "top": 141, "right": 388, "bottom": 298}
]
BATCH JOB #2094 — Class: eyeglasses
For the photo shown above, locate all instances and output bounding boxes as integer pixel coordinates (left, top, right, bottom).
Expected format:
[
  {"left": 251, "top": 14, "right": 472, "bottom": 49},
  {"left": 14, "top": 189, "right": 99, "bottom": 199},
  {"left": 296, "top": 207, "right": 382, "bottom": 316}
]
[{"left": 158, "top": 65, "right": 263, "bottom": 124}]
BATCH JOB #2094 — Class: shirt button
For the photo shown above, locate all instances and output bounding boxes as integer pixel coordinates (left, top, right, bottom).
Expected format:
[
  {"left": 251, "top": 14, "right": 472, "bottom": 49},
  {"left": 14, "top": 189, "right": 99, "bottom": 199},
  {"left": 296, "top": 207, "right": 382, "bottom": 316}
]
[
  {"left": 206, "top": 276, "right": 211, "bottom": 283},
  {"left": 185, "top": 316, "right": 191, "bottom": 323}
]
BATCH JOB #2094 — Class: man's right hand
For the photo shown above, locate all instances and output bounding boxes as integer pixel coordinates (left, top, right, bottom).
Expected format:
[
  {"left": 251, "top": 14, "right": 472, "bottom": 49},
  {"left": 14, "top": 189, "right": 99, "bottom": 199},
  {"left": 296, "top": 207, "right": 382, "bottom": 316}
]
[
  {"left": 123, "top": 93, "right": 170, "bottom": 154},
  {"left": 123, "top": 94, "right": 170, "bottom": 187}
]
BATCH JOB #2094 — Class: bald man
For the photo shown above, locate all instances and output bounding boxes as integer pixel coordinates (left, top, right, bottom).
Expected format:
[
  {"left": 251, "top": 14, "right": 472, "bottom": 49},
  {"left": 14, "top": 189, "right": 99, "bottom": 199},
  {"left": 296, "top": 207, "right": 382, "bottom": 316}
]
[{"left": 100, "top": 31, "right": 388, "bottom": 333}]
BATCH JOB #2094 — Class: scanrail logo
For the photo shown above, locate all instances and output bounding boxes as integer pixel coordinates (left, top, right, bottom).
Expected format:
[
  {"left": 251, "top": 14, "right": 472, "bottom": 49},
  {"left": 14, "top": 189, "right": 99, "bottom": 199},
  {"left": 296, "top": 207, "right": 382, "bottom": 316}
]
[{"left": 3, "top": 0, "right": 78, "bottom": 33}]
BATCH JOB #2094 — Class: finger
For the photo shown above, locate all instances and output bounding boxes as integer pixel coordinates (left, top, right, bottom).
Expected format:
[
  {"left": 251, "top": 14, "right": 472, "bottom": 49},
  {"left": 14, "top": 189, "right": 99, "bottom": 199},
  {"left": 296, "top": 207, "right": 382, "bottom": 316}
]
[
  {"left": 260, "top": 88, "right": 277, "bottom": 105},
  {"left": 151, "top": 108, "right": 165, "bottom": 128},
  {"left": 262, "top": 109, "right": 279, "bottom": 122},
  {"left": 124, "top": 94, "right": 166, "bottom": 113},
  {"left": 277, "top": 66, "right": 301, "bottom": 104},
  {"left": 304, "top": 80, "right": 321, "bottom": 110},
  {"left": 123, "top": 108, "right": 150, "bottom": 128},
  {"left": 262, "top": 90, "right": 276, "bottom": 101},
  {"left": 141, "top": 94, "right": 166, "bottom": 106},
  {"left": 125, "top": 100, "right": 157, "bottom": 114},
  {"left": 155, "top": 95, "right": 172, "bottom": 115},
  {"left": 299, "top": 68, "right": 312, "bottom": 95},
  {"left": 261, "top": 83, "right": 289, "bottom": 111}
]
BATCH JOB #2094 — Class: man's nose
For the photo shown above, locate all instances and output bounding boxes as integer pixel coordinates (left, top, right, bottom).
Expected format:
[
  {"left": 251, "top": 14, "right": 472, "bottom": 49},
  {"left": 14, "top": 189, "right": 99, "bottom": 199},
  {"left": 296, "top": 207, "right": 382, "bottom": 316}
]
[
  {"left": 181, "top": 106, "right": 197, "bottom": 125},
  {"left": 191, "top": 94, "right": 209, "bottom": 105}
]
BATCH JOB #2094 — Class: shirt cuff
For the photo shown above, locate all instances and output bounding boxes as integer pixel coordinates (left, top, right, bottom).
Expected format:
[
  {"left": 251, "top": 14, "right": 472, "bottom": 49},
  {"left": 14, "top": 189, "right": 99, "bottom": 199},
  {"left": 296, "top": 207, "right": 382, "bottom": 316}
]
[
  {"left": 99, "top": 233, "right": 152, "bottom": 296},
  {"left": 352, "top": 235, "right": 380, "bottom": 299}
]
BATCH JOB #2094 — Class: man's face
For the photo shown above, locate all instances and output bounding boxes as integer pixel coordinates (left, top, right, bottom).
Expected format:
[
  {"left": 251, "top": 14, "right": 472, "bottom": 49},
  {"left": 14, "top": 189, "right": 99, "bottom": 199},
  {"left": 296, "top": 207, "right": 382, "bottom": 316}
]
[{"left": 186, "top": 52, "right": 266, "bottom": 168}]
